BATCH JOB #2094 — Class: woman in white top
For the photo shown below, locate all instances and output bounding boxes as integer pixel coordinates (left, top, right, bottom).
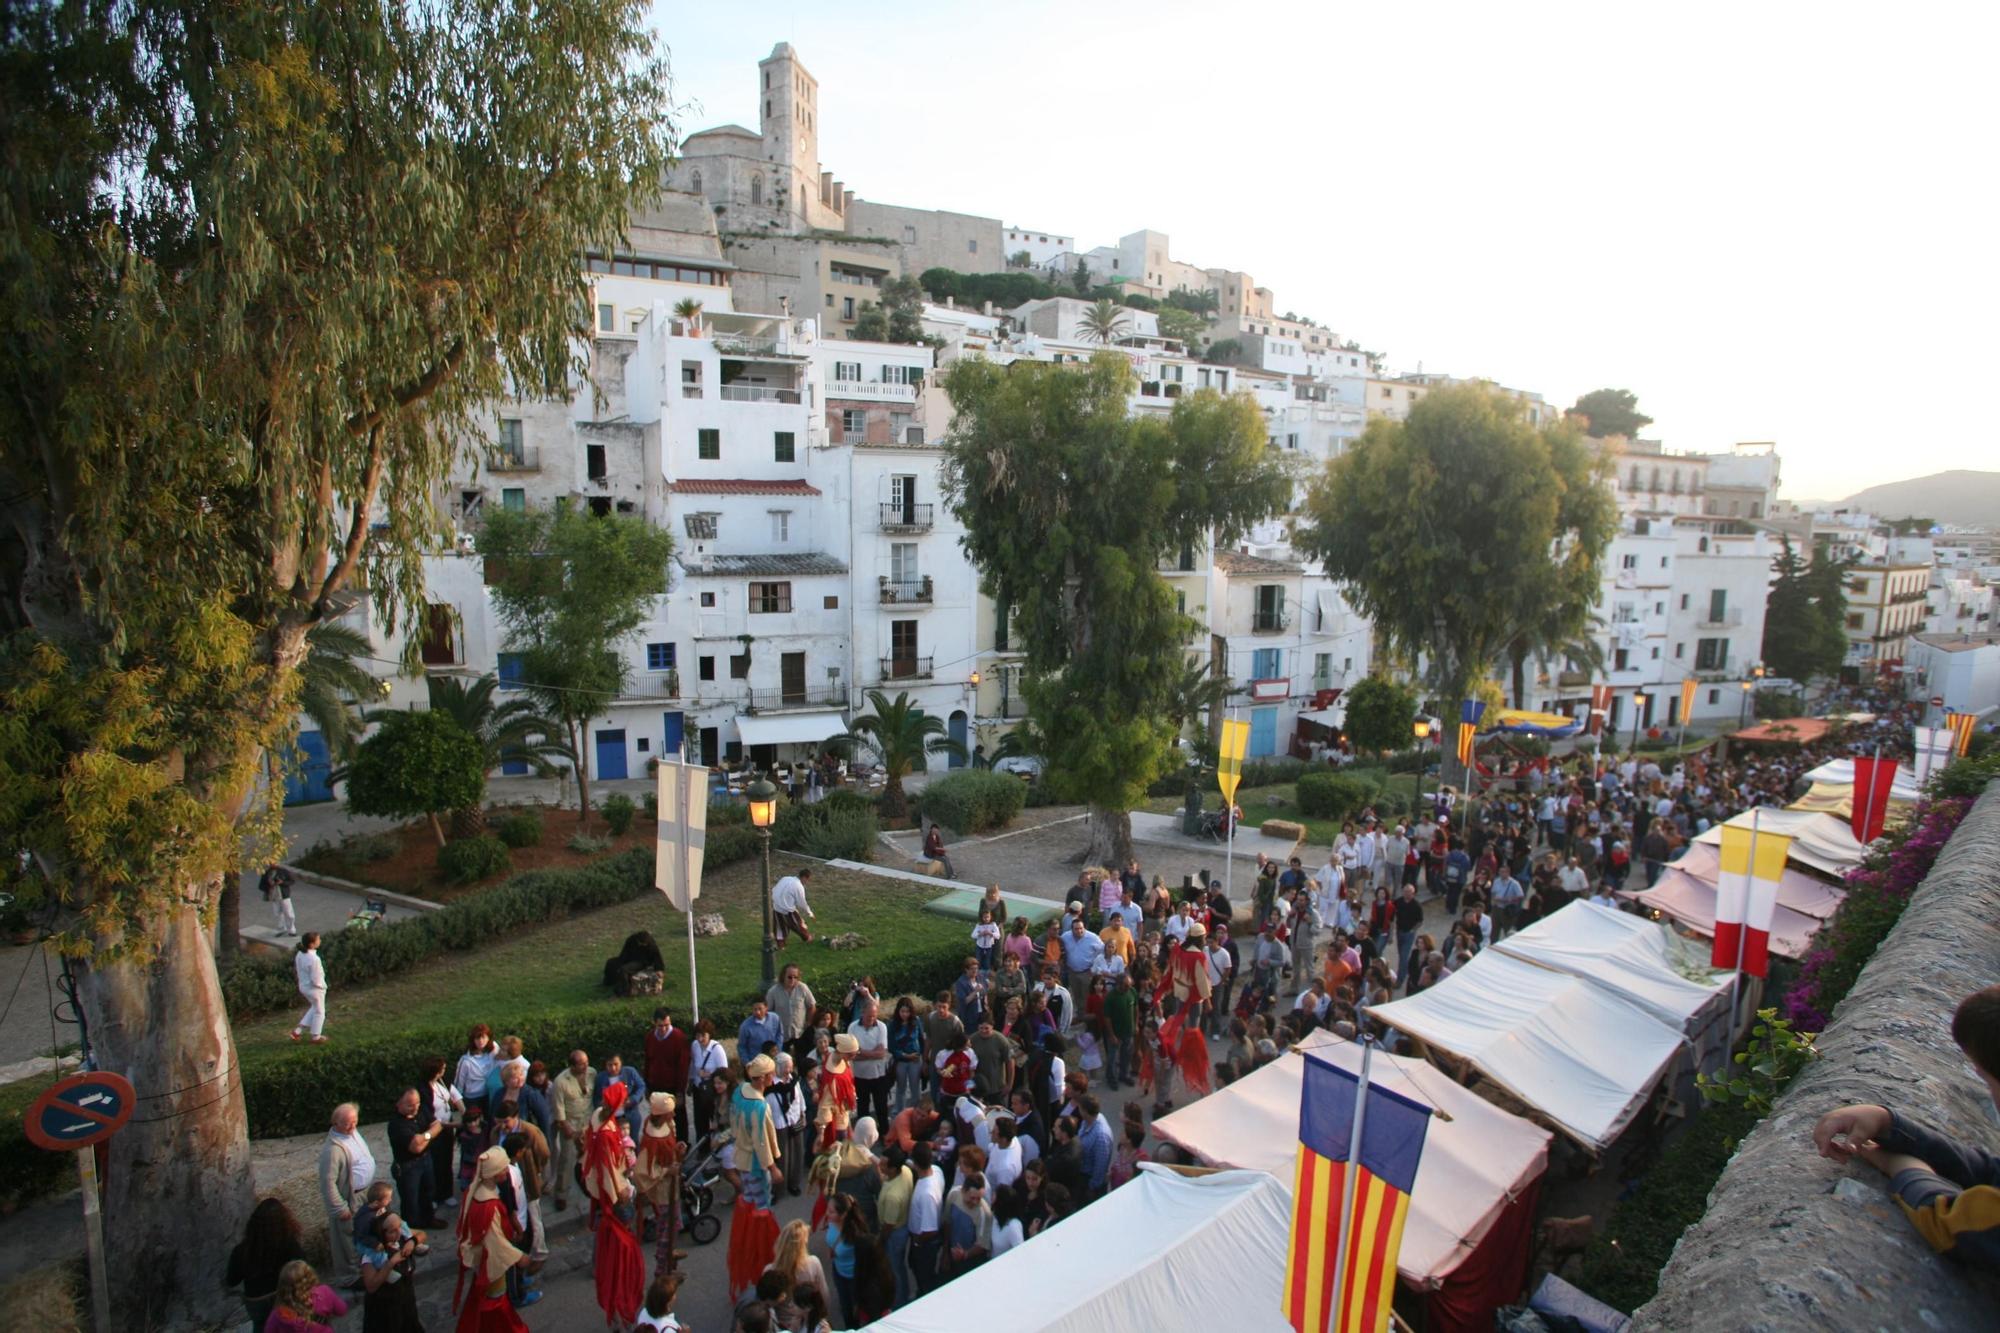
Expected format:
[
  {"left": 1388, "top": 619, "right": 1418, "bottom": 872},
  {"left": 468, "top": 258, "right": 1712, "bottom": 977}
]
[
  {"left": 453, "top": 1024, "right": 497, "bottom": 1115},
  {"left": 290, "top": 934, "right": 327, "bottom": 1043},
  {"left": 633, "top": 1270, "right": 685, "bottom": 1330}
]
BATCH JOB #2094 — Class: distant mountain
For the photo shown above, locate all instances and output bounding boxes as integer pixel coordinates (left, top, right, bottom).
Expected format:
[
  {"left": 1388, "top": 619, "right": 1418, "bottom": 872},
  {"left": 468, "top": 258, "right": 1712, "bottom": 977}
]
[{"left": 1839, "top": 471, "right": 2000, "bottom": 528}]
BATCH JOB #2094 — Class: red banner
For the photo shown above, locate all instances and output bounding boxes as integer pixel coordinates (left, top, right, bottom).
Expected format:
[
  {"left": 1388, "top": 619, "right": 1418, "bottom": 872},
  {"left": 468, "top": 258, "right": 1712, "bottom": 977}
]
[
  {"left": 1588, "top": 684, "right": 1613, "bottom": 737},
  {"left": 1850, "top": 755, "right": 1897, "bottom": 844}
]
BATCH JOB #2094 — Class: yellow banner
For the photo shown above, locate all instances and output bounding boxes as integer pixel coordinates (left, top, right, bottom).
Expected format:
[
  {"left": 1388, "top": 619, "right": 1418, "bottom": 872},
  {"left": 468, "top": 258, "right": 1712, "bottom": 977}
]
[
  {"left": 1719, "top": 822, "right": 1792, "bottom": 883},
  {"left": 1680, "top": 677, "right": 1698, "bottom": 723},
  {"left": 1218, "top": 718, "right": 1249, "bottom": 805}
]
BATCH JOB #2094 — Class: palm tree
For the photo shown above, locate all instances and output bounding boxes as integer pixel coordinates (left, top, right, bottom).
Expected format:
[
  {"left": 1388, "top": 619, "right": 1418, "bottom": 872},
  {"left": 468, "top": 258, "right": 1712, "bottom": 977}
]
[
  {"left": 672, "top": 298, "right": 704, "bottom": 334},
  {"left": 370, "top": 673, "right": 571, "bottom": 835},
  {"left": 823, "top": 689, "right": 967, "bottom": 821},
  {"left": 1080, "top": 298, "right": 1128, "bottom": 345},
  {"left": 1166, "top": 655, "right": 1229, "bottom": 749},
  {"left": 1504, "top": 612, "right": 1609, "bottom": 710},
  {"left": 297, "top": 622, "right": 380, "bottom": 762}
]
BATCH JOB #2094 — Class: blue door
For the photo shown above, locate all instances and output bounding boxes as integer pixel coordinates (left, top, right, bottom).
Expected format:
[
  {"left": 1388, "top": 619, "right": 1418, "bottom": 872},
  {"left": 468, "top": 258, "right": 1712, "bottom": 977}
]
[
  {"left": 947, "top": 710, "right": 969, "bottom": 767},
  {"left": 1248, "top": 707, "right": 1279, "bottom": 758},
  {"left": 595, "top": 729, "right": 628, "bottom": 781},
  {"left": 663, "top": 711, "right": 685, "bottom": 763},
  {"left": 284, "top": 730, "right": 335, "bottom": 805},
  {"left": 498, "top": 653, "right": 530, "bottom": 773}
]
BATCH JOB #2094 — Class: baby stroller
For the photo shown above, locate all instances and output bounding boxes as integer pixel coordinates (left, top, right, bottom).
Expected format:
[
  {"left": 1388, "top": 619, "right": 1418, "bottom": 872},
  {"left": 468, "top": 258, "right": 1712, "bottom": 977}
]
[
  {"left": 676, "top": 1127, "right": 729, "bottom": 1246},
  {"left": 1234, "top": 976, "right": 1274, "bottom": 1021}
]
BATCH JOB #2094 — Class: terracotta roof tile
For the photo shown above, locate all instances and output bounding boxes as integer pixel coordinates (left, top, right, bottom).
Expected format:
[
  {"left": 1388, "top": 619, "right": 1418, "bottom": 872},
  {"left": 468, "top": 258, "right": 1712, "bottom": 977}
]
[
  {"left": 1214, "top": 548, "right": 1303, "bottom": 575},
  {"left": 669, "top": 478, "right": 822, "bottom": 497}
]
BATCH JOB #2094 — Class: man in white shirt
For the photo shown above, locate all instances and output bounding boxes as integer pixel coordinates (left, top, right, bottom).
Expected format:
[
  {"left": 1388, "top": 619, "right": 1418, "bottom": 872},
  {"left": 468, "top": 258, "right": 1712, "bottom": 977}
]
[
  {"left": 770, "top": 868, "right": 815, "bottom": 945},
  {"left": 847, "top": 998, "right": 893, "bottom": 1127},
  {"left": 1335, "top": 826, "right": 1361, "bottom": 877},
  {"left": 1353, "top": 822, "right": 1379, "bottom": 890},
  {"left": 905, "top": 1143, "right": 947, "bottom": 1297}
]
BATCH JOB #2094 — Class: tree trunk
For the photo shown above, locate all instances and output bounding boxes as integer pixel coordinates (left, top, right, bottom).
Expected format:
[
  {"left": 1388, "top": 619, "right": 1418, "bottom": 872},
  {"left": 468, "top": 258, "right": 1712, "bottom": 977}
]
[
  {"left": 881, "top": 773, "right": 908, "bottom": 823},
  {"left": 570, "top": 718, "right": 592, "bottom": 829},
  {"left": 450, "top": 804, "right": 487, "bottom": 839},
  {"left": 427, "top": 811, "right": 446, "bottom": 848},
  {"left": 76, "top": 894, "right": 254, "bottom": 1327},
  {"left": 1079, "top": 804, "right": 1134, "bottom": 869},
  {"left": 1510, "top": 644, "right": 1528, "bottom": 710},
  {"left": 217, "top": 867, "right": 242, "bottom": 961}
]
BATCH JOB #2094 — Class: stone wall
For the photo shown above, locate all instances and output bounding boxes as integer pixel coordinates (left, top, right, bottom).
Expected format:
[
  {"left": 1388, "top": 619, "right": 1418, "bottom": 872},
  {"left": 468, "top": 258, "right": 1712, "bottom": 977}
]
[{"left": 1635, "top": 784, "right": 2000, "bottom": 1330}]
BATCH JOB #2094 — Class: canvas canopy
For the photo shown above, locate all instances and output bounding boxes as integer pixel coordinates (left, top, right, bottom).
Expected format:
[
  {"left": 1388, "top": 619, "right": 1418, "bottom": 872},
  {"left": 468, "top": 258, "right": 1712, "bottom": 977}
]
[
  {"left": 733, "top": 710, "right": 847, "bottom": 748},
  {"left": 1492, "top": 902, "right": 1733, "bottom": 1073},
  {"left": 1152, "top": 1030, "right": 1549, "bottom": 1286},
  {"left": 1804, "top": 757, "right": 1922, "bottom": 802},
  {"left": 1492, "top": 708, "right": 1583, "bottom": 737},
  {"left": 1669, "top": 841, "right": 1846, "bottom": 919},
  {"left": 1693, "top": 807, "right": 1866, "bottom": 878},
  {"left": 1622, "top": 870, "right": 1823, "bottom": 961},
  {"left": 1369, "top": 949, "right": 1688, "bottom": 1151},
  {"left": 867, "top": 1165, "right": 1296, "bottom": 1333}
]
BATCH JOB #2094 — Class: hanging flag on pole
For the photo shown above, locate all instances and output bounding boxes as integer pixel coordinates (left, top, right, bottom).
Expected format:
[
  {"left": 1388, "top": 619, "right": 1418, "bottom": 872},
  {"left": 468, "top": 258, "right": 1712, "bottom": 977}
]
[
  {"left": 1678, "top": 677, "right": 1698, "bottom": 730},
  {"left": 1588, "top": 684, "right": 1613, "bottom": 736},
  {"left": 1218, "top": 717, "right": 1250, "bottom": 808},
  {"left": 1455, "top": 699, "right": 1485, "bottom": 768},
  {"left": 1850, "top": 752, "right": 1897, "bottom": 844},
  {"left": 1912, "top": 726, "right": 1954, "bottom": 787},
  {"left": 1711, "top": 820, "right": 1792, "bottom": 979},
  {"left": 656, "top": 760, "right": 709, "bottom": 1018},
  {"left": 1283, "top": 1050, "right": 1430, "bottom": 1333},
  {"left": 1944, "top": 710, "right": 1977, "bottom": 757}
]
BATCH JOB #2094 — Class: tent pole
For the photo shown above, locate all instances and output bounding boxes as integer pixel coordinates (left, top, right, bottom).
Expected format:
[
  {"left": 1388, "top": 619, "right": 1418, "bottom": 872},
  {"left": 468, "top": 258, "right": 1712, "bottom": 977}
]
[{"left": 1326, "top": 1035, "right": 1373, "bottom": 1333}]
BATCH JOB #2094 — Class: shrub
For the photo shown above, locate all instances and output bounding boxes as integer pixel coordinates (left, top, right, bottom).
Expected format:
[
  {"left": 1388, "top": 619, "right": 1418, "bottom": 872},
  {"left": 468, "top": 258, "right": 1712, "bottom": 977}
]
[
  {"left": 709, "top": 799, "right": 748, "bottom": 827},
  {"left": 1296, "top": 771, "right": 1377, "bottom": 822},
  {"left": 568, "top": 832, "right": 614, "bottom": 855},
  {"left": 642, "top": 791, "right": 658, "bottom": 819},
  {"left": 341, "top": 832, "right": 400, "bottom": 866},
  {"left": 601, "top": 793, "right": 636, "bottom": 836},
  {"left": 1929, "top": 751, "right": 2000, "bottom": 800},
  {"left": 918, "top": 770, "right": 1027, "bottom": 834},
  {"left": 438, "top": 835, "right": 511, "bottom": 885},
  {"left": 774, "top": 795, "right": 878, "bottom": 861},
  {"left": 495, "top": 811, "right": 543, "bottom": 849}
]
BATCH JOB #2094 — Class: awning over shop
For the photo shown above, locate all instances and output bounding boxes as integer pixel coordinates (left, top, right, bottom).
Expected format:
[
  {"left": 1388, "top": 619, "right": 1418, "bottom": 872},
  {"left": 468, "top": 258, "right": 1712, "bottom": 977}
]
[
  {"left": 1803, "top": 757, "right": 1923, "bottom": 802},
  {"left": 733, "top": 711, "right": 846, "bottom": 749},
  {"left": 1297, "top": 707, "right": 1345, "bottom": 730},
  {"left": 1692, "top": 807, "right": 1866, "bottom": 879},
  {"left": 1670, "top": 841, "right": 1846, "bottom": 919},
  {"left": 1492, "top": 709, "right": 1583, "bottom": 738},
  {"left": 1623, "top": 870, "right": 1825, "bottom": 962}
]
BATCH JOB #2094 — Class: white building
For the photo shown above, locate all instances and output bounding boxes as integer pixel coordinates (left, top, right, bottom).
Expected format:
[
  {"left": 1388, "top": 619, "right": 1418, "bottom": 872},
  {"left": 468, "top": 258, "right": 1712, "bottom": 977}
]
[
  {"left": 1004, "top": 225, "right": 1074, "bottom": 269},
  {"left": 1904, "top": 633, "right": 2000, "bottom": 722}
]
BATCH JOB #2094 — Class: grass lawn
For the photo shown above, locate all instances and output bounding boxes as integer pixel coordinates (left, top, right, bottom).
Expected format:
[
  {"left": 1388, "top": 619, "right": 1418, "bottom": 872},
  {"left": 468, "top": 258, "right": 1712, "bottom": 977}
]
[
  {"left": 295, "top": 804, "right": 654, "bottom": 903},
  {"left": 231, "top": 856, "right": 972, "bottom": 1060},
  {"left": 1141, "top": 773, "right": 1432, "bottom": 845}
]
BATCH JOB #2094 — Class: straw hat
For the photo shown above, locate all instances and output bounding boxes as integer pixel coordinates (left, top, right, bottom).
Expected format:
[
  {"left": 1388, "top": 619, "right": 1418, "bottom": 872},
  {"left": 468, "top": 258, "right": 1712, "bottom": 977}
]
[
  {"left": 470, "top": 1145, "right": 509, "bottom": 1202},
  {"left": 648, "top": 1091, "right": 674, "bottom": 1118},
  {"left": 834, "top": 1032, "right": 860, "bottom": 1056},
  {"left": 745, "top": 1054, "right": 776, "bottom": 1080},
  {"left": 1185, "top": 921, "right": 1208, "bottom": 944}
]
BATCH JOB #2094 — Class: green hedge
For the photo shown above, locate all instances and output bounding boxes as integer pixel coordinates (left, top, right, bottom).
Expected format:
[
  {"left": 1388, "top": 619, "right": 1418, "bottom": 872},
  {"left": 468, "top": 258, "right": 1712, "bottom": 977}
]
[
  {"left": 438, "top": 834, "right": 510, "bottom": 885},
  {"left": 236, "top": 931, "right": 969, "bottom": 1139},
  {"left": 917, "top": 770, "right": 1027, "bottom": 834},
  {"left": 495, "top": 811, "right": 543, "bottom": 849},
  {"left": 1296, "top": 771, "right": 1376, "bottom": 821},
  {"left": 770, "top": 790, "right": 877, "bottom": 861},
  {"left": 601, "top": 793, "right": 637, "bottom": 835}
]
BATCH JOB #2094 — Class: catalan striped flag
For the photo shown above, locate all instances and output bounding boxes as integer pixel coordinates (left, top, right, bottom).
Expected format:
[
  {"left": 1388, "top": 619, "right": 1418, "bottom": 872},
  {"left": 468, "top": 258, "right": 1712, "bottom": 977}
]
[
  {"left": 1945, "top": 710, "right": 1977, "bottom": 757},
  {"left": 1455, "top": 698, "right": 1485, "bottom": 768},
  {"left": 1283, "top": 1052, "right": 1430, "bottom": 1333},
  {"left": 1711, "top": 820, "right": 1793, "bottom": 979}
]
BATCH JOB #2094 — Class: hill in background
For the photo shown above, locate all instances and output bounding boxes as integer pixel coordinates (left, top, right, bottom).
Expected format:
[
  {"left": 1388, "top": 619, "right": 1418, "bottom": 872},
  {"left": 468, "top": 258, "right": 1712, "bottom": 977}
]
[{"left": 1838, "top": 470, "right": 2000, "bottom": 528}]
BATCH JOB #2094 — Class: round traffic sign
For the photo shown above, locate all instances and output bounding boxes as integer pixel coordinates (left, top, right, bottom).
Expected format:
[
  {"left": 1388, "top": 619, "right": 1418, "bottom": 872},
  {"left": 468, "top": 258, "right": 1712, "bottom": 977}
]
[
  {"left": 1931, "top": 695, "right": 1944, "bottom": 707},
  {"left": 24, "top": 1072, "right": 136, "bottom": 1152}
]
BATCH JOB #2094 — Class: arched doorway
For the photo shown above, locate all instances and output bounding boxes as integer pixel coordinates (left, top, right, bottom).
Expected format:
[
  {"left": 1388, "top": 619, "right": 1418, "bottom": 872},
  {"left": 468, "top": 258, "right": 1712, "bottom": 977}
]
[{"left": 948, "top": 710, "right": 969, "bottom": 767}]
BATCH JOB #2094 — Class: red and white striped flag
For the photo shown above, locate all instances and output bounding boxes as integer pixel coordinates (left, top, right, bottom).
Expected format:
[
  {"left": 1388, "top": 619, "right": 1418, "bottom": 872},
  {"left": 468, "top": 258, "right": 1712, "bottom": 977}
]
[{"left": 1712, "top": 820, "right": 1793, "bottom": 979}]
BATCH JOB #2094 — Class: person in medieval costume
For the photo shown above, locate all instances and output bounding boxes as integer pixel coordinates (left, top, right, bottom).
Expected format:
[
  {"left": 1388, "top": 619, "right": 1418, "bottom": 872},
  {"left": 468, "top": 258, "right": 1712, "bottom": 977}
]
[
  {"left": 726, "top": 1054, "right": 784, "bottom": 1301},
  {"left": 1152, "top": 921, "right": 1215, "bottom": 1109},
  {"left": 454, "top": 1146, "right": 526, "bottom": 1333},
  {"left": 581, "top": 1086, "right": 643, "bottom": 1329},
  {"left": 813, "top": 1032, "right": 860, "bottom": 1151},
  {"left": 630, "top": 1091, "right": 685, "bottom": 1277}
]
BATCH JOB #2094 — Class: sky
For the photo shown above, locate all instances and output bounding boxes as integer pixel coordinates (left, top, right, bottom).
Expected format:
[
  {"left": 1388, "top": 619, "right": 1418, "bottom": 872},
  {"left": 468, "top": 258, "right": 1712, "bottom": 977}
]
[{"left": 646, "top": 0, "right": 1997, "bottom": 502}]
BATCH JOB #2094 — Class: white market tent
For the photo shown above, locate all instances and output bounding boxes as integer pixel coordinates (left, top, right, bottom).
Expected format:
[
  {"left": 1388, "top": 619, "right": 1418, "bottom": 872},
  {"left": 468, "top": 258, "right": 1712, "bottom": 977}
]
[
  {"left": 1152, "top": 1030, "right": 1550, "bottom": 1287},
  {"left": 1693, "top": 807, "right": 1866, "bottom": 878},
  {"left": 865, "top": 1165, "right": 1296, "bottom": 1333},
  {"left": 1369, "top": 949, "right": 1688, "bottom": 1152},
  {"left": 1803, "top": 757, "right": 1922, "bottom": 803},
  {"left": 1492, "top": 902, "right": 1733, "bottom": 1076},
  {"left": 1670, "top": 841, "right": 1846, "bottom": 919},
  {"left": 1622, "top": 869, "right": 1825, "bottom": 961}
]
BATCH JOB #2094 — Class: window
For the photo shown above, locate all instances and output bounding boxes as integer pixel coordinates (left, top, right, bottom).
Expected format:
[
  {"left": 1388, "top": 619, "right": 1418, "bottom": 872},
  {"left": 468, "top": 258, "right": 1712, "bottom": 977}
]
[
  {"left": 586, "top": 443, "right": 607, "bottom": 480},
  {"left": 749, "top": 581, "right": 793, "bottom": 613},
  {"left": 840, "top": 409, "right": 866, "bottom": 437},
  {"left": 420, "top": 603, "right": 455, "bottom": 665},
  {"left": 598, "top": 302, "right": 615, "bottom": 332},
  {"left": 498, "top": 418, "right": 524, "bottom": 458},
  {"left": 842, "top": 296, "right": 855, "bottom": 320},
  {"left": 1660, "top": 556, "right": 1670, "bottom": 568},
  {"left": 699, "top": 591, "right": 716, "bottom": 608},
  {"left": 1620, "top": 554, "right": 1638, "bottom": 570},
  {"left": 730, "top": 650, "right": 751, "bottom": 679},
  {"left": 824, "top": 595, "right": 839, "bottom": 610},
  {"left": 903, "top": 225, "right": 917, "bottom": 244},
  {"left": 774, "top": 431, "right": 796, "bottom": 462},
  {"left": 1679, "top": 593, "right": 1689, "bottom": 610},
  {"left": 824, "top": 293, "right": 833, "bottom": 307},
  {"left": 770, "top": 511, "right": 791, "bottom": 543},
  {"left": 882, "top": 364, "right": 924, "bottom": 386},
  {"left": 750, "top": 174, "right": 763, "bottom": 206},
  {"left": 1708, "top": 689, "right": 1720, "bottom": 705},
  {"left": 1650, "top": 646, "right": 1660, "bottom": 659},
  {"left": 890, "top": 542, "right": 919, "bottom": 584},
  {"left": 1675, "top": 642, "right": 1685, "bottom": 658},
  {"left": 1708, "top": 589, "right": 1728, "bottom": 622},
  {"left": 690, "top": 169, "right": 701, "bottom": 192},
  {"left": 502, "top": 487, "right": 526, "bottom": 513},
  {"left": 967, "top": 238, "right": 978, "bottom": 254},
  {"left": 497, "top": 652, "right": 525, "bottom": 690},
  {"left": 698, "top": 428, "right": 720, "bottom": 460},
  {"left": 834, "top": 361, "right": 862, "bottom": 382},
  {"left": 1846, "top": 612, "right": 1864, "bottom": 629},
  {"left": 646, "top": 642, "right": 676, "bottom": 671},
  {"left": 1314, "top": 652, "right": 1333, "bottom": 683},
  {"left": 1614, "top": 648, "right": 1630, "bottom": 671},
  {"left": 1176, "top": 590, "right": 1186, "bottom": 614},
  {"left": 1251, "top": 648, "right": 1282, "bottom": 679},
  {"left": 1286, "top": 433, "right": 1299, "bottom": 450},
  {"left": 891, "top": 620, "right": 918, "bottom": 663},
  {"left": 699, "top": 656, "right": 715, "bottom": 681},
  {"left": 1695, "top": 638, "right": 1728, "bottom": 670}
]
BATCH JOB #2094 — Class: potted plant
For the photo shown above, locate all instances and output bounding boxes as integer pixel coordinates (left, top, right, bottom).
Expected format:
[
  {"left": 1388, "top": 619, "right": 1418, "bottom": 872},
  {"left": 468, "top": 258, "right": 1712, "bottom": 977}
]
[
  {"left": 673, "top": 298, "right": 704, "bottom": 336},
  {"left": 665, "top": 667, "right": 680, "bottom": 699}
]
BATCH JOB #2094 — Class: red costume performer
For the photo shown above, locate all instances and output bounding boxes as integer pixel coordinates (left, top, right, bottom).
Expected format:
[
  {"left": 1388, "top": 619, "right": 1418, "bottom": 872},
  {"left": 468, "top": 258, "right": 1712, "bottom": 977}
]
[
  {"left": 1153, "top": 921, "right": 1214, "bottom": 1097},
  {"left": 812, "top": 1032, "right": 858, "bottom": 1150},
  {"left": 454, "top": 1147, "right": 527, "bottom": 1333},
  {"left": 581, "top": 1083, "right": 644, "bottom": 1327}
]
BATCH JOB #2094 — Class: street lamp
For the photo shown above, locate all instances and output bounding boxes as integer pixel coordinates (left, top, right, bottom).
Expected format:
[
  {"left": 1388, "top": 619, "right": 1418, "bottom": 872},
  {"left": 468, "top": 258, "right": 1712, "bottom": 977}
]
[
  {"left": 1739, "top": 680, "right": 1755, "bottom": 727},
  {"left": 1412, "top": 719, "right": 1432, "bottom": 816},
  {"left": 746, "top": 773, "right": 779, "bottom": 988},
  {"left": 1629, "top": 691, "right": 1648, "bottom": 753}
]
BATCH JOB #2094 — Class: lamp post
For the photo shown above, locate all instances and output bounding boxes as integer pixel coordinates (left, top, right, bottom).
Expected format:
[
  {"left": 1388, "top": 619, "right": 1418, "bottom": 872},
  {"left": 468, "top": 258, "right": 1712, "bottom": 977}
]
[
  {"left": 746, "top": 773, "right": 779, "bottom": 988},
  {"left": 1629, "top": 691, "right": 1648, "bottom": 754},
  {"left": 1412, "top": 719, "right": 1432, "bottom": 817},
  {"left": 1739, "top": 680, "right": 1754, "bottom": 727}
]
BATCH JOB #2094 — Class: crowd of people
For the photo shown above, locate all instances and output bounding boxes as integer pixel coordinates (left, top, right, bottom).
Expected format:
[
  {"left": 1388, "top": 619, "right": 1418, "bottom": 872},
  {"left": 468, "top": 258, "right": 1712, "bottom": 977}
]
[{"left": 232, "top": 692, "right": 1942, "bottom": 1332}]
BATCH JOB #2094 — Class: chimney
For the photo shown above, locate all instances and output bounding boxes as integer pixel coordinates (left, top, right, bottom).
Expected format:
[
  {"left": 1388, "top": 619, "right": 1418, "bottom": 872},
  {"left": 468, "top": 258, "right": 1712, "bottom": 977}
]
[
  {"left": 843, "top": 189, "right": 855, "bottom": 214},
  {"left": 983, "top": 301, "right": 994, "bottom": 317},
  {"left": 830, "top": 180, "right": 844, "bottom": 214},
  {"left": 820, "top": 171, "right": 833, "bottom": 205}
]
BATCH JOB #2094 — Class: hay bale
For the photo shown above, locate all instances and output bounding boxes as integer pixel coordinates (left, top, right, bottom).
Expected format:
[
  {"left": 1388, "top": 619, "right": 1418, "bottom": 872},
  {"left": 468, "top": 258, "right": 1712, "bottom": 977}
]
[
  {"left": 0, "top": 1264, "right": 81, "bottom": 1333},
  {"left": 1260, "top": 818, "right": 1306, "bottom": 842}
]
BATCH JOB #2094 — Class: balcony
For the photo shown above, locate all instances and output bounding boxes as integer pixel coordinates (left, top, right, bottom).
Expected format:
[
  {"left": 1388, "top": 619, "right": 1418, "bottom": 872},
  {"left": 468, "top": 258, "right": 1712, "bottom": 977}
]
[
  {"left": 989, "top": 695, "right": 1031, "bottom": 720},
  {"left": 1251, "top": 609, "right": 1291, "bottom": 634},
  {"left": 488, "top": 446, "right": 540, "bottom": 473},
  {"left": 621, "top": 672, "right": 681, "bottom": 699},
  {"left": 719, "top": 385, "right": 802, "bottom": 404},
  {"left": 879, "top": 503, "right": 934, "bottom": 532},
  {"left": 1693, "top": 657, "right": 1734, "bottom": 681},
  {"left": 1697, "top": 608, "right": 1743, "bottom": 629},
  {"left": 711, "top": 334, "right": 787, "bottom": 357},
  {"left": 880, "top": 655, "right": 933, "bottom": 681},
  {"left": 743, "top": 686, "right": 847, "bottom": 713},
  {"left": 879, "top": 576, "right": 934, "bottom": 605},
  {"left": 829, "top": 379, "right": 917, "bottom": 402}
]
